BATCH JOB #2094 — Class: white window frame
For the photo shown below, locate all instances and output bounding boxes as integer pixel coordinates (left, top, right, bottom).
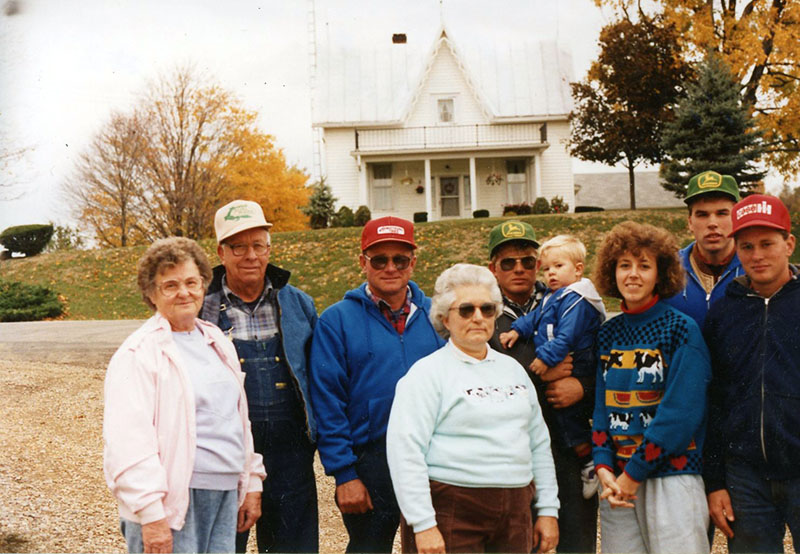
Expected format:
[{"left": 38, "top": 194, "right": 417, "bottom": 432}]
[
  {"left": 372, "top": 164, "right": 393, "bottom": 211},
  {"left": 505, "top": 159, "right": 528, "bottom": 205},
  {"left": 434, "top": 95, "right": 457, "bottom": 125}
]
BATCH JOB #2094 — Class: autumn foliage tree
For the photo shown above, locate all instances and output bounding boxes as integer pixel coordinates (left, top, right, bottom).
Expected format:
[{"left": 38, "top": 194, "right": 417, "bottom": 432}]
[
  {"left": 568, "top": 16, "right": 692, "bottom": 209},
  {"left": 66, "top": 66, "right": 309, "bottom": 247},
  {"left": 596, "top": 0, "right": 800, "bottom": 177}
]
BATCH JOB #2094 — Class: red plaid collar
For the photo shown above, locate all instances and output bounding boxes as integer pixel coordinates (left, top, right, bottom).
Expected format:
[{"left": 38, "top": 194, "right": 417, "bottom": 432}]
[{"left": 366, "top": 285, "right": 412, "bottom": 334}]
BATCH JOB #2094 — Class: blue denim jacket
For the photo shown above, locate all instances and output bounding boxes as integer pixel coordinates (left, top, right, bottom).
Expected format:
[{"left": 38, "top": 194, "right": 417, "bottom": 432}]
[{"left": 202, "top": 264, "right": 319, "bottom": 441}]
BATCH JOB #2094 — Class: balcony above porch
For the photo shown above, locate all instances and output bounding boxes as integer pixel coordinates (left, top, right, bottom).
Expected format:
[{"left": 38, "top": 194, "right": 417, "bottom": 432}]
[{"left": 353, "top": 123, "right": 548, "bottom": 156}]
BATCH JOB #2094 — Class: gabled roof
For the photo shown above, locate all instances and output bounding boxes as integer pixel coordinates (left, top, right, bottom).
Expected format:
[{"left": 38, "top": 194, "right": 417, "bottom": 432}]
[{"left": 313, "top": 25, "right": 574, "bottom": 127}]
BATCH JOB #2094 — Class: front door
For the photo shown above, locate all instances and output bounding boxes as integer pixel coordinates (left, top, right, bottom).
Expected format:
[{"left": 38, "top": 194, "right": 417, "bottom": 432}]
[{"left": 440, "top": 177, "right": 460, "bottom": 217}]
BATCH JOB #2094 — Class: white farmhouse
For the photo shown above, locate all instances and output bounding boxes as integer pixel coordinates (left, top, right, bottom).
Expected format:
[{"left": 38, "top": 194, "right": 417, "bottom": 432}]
[{"left": 312, "top": 26, "right": 575, "bottom": 221}]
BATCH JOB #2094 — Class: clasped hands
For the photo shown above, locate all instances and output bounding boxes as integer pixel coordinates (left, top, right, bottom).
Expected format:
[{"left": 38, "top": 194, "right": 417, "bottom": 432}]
[{"left": 597, "top": 467, "right": 639, "bottom": 509}]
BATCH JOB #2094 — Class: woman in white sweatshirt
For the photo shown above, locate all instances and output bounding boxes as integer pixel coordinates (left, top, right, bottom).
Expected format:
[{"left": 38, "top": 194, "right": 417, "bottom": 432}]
[{"left": 386, "top": 263, "right": 559, "bottom": 554}]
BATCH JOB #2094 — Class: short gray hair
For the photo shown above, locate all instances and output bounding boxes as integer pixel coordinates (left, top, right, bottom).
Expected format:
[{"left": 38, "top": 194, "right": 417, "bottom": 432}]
[{"left": 430, "top": 263, "right": 503, "bottom": 338}]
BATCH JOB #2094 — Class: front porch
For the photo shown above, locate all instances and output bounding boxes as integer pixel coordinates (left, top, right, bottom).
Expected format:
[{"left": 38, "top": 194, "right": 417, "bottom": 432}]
[{"left": 352, "top": 154, "right": 547, "bottom": 221}]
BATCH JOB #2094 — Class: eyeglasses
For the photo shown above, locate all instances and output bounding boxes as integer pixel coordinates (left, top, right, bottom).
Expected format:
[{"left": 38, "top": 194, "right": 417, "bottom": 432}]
[
  {"left": 449, "top": 302, "right": 498, "bottom": 319},
  {"left": 498, "top": 256, "right": 536, "bottom": 271},
  {"left": 364, "top": 253, "right": 414, "bottom": 270},
  {"left": 157, "top": 277, "right": 204, "bottom": 297},
  {"left": 223, "top": 242, "right": 270, "bottom": 257}
]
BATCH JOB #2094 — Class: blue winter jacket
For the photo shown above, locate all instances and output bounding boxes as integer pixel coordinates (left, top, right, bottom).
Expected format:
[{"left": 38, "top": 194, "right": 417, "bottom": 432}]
[
  {"left": 511, "top": 278, "right": 606, "bottom": 371},
  {"left": 664, "top": 242, "right": 744, "bottom": 328},
  {"left": 310, "top": 281, "right": 445, "bottom": 485},
  {"left": 201, "top": 264, "right": 319, "bottom": 441},
  {"left": 703, "top": 267, "right": 800, "bottom": 492}
]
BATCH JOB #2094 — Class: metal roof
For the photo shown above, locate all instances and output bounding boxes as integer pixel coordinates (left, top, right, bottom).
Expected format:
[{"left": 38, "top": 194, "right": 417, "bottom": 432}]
[{"left": 313, "top": 26, "right": 574, "bottom": 127}]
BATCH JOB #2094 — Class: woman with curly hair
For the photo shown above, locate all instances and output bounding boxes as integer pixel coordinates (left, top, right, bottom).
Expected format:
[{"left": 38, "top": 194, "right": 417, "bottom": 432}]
[{"left": 591, "top": 221, "right": 712, "bottom": 553}]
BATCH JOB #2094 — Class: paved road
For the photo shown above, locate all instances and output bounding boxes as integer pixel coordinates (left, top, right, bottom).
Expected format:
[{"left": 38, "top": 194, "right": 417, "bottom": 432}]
[{"left": 0, "top": 319, "right": 144, "bottom": 366}]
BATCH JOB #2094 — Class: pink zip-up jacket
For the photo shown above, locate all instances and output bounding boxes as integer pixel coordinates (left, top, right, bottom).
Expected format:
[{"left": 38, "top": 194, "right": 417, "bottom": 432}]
[{"left": 103, "top": 313, "right": 266, "bottom": 530}]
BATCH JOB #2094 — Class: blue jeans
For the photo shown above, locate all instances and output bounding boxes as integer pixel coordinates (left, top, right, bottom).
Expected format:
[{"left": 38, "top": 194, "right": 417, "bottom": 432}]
[
  {"left": 121, "top": 488, "right": 237, "bottom": 553},
  {"left": 725, "top": 459, "right": 800, "bottom": 553},
  {"left": 341, "top": 438, "right": 400, "bottom": 554},
  {"left": 232, "top": 334, "right": 319, "bottom": 553}
]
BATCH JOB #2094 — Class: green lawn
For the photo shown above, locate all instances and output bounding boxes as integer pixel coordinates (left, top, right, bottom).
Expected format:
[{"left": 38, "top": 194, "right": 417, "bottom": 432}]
[{"left": 1, "top": 209, "right": 700, "bottom": 320}]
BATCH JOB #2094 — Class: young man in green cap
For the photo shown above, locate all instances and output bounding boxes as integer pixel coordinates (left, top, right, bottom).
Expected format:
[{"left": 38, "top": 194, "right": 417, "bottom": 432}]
[
  {"left": 487, "top": 221, "right": 598, "bottom": 554},
  {"left": 664, "top": 170, "right": 744, "bottom": 327}
]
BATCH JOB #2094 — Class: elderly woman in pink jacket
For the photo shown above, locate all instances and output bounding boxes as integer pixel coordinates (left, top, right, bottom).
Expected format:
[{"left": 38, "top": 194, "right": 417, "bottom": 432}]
[{"left": 103, "top": 237, "right": 266, "bottom": 554}]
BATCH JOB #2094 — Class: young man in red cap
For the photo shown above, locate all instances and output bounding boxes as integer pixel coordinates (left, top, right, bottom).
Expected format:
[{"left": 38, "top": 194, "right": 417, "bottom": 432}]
[
  {"left": 703, "top": 194, "right": 799, "bottom": 553},
  {"left": 310, "top": 216, "right": 445, "bottom": 553}
]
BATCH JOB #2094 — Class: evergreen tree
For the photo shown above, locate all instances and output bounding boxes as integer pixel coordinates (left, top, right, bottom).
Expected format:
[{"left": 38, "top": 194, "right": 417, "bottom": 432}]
[
  {"left": 302, "top": 178, "right": 337, "bottom": 229},
  {"left": 660, "top": 54, "right": 765, "bottom": 197}
]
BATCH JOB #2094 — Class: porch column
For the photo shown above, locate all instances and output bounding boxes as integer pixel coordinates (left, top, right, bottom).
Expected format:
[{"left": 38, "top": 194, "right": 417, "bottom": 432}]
[
  {"left": 469, "top": 156, "right": 477, "bottom": 214},
  {"left": 424, "top": 158, "right": 433, "bottom": 221},
  {"left": 358, "top": 156, "right": 368, "bottom": 206},
  {"left": 533, "top": 153, "right": 543, "bottom": 200}
]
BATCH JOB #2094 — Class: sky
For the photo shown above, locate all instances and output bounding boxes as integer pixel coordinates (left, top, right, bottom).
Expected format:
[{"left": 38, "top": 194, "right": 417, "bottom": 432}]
[{"left": 1, "top": 0, "right": 789, "bottom": 232}]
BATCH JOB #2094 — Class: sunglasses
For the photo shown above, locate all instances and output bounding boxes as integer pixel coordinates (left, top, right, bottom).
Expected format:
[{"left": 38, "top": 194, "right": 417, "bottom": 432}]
[
  {"left": 449, "top": 302, "right": 498, "bottom": 319},
  {"left": 364, "top": 253, "right": 414, "bottom": 270},
  {"left": 498, "top": 256, "right": 536, "bottom": 271}
]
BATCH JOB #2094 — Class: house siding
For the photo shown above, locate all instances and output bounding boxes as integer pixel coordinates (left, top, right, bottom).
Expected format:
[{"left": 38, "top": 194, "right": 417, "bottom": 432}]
[
  {"left": 324, "top": 129, "right": 361, "bottom": 208},
  {"left": 406, "top": 45, "right": 489, "bottom": 127},
  {"left": 537, "top": 121, "right": 574, "bottom": 209}
]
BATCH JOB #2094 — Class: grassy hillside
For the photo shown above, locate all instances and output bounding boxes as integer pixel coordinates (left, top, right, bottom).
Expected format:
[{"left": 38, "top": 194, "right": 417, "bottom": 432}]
[{"left": 0, "top": 209, "right": 693, "bottom": 320}]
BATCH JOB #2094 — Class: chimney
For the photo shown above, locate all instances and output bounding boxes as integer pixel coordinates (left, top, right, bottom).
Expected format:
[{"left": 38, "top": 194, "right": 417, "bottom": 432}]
[{"left": 392, "top": 33, "right": 407, "bottom": 44}]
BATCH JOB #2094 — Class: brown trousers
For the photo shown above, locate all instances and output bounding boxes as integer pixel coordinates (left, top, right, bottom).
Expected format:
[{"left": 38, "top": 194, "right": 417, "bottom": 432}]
[{"left": 402, "top": 480, "right": 536, "bottom": 553}]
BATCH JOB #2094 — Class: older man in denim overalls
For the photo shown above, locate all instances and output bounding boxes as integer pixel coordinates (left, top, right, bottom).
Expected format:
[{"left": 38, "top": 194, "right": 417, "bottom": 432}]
[{"left": 202, "top": 200, "right": 319, "bottom": 553}]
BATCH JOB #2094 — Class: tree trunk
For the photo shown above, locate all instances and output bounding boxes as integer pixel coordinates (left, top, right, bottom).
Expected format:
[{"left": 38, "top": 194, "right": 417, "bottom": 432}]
[{"left": 628, "top": 164, "right": 636, "bottom": 210}]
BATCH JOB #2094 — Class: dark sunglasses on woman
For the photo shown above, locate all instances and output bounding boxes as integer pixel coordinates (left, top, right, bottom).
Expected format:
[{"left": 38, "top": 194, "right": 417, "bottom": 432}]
[{"left": 450, "top": 303, "right": 498, "bottom": 319}]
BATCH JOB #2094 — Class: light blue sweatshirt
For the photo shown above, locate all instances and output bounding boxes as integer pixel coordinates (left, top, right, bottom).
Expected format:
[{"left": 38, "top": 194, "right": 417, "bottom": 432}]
[{"left": 386, "top": 340, "right": 559, "bottom": 533}]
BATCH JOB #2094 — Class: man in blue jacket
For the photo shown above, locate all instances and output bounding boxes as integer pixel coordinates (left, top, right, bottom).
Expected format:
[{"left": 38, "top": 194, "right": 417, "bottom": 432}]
[
  {"left": 664, "top": 170, "right": 744, "bottom": 327},
  {"left": 703, "top": 194, "right": 799, "bottom": 553},
  {"left": 310, "top": 216, "right": 444, "bottom": 553},
  {"left": 202, "top": 200, "right": 319, "bottom": 553}
]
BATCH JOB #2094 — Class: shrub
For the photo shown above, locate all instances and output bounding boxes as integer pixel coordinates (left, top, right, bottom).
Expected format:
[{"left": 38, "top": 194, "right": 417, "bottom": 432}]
[
  {"left": 473, "top": 209, "right": 490, "bottom": 218},
  {"left": 0, "top": 280, "right": 64, "bottom": 321},
  {"left": 550, "top": 196, "right": 569, "bottom": 214},
  {"left": 302, "top": 178, "right": 337, "bottom": 229},
  {"left": 532, "top": 197, "right": 551, "bottom": 214},
  {"left": 46, "top": 223, "right": 86, "bottom": 252},
  {"left": 575, "top": 206, "right": 605, "bottom": 213},
  {"left": 503, "top": 203, "right": 532, "bottom": 215},
  {"left": 413, "top": 212, "right": 428, "bottom": 223},
  {"left": 331, "top": 206, "right": 355, "bottom": 228},
  {"left": 0, "top": 224, "right": 54, "bottom": 256},
  {"left": 354, "top": 205, "right": 371, "bottom": 226}
]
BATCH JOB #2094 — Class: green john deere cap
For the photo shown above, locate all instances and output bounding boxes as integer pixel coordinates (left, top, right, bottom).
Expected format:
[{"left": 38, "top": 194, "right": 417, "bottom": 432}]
[
  {"left": 488, "top": 220, "right": 539, "bottom": 259},
  {"left": 684, "top": 171, "right": 741, "bottom": 204}
]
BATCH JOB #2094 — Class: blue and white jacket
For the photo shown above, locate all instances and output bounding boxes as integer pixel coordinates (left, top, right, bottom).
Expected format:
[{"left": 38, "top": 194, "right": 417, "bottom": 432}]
[
  {"left": 511, "top": 278, "right": 606, "bottom": 373},
  {"left": 703, "top": 267, "right": 800, "bottom": 492},
  {"left": 310, "top": 281, "right": 445, "bottom": 485},
  {"left": 664, "top": 242, "right": 744, "bottom": 328}
]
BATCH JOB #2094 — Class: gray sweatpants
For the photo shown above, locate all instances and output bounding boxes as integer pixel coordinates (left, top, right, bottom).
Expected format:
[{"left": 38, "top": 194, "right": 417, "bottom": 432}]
[{"left": 599, "top": 474, "right": 709, "bottom": 554}]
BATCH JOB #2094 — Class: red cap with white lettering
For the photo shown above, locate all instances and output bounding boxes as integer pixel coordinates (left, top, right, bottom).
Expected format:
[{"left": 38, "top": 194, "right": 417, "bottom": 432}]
[
  {"left": 361, "top": 216, "right": 417, "bottom": 251},
  {"left": 730, "top": 194, "right": 791, "bottom": 237}
]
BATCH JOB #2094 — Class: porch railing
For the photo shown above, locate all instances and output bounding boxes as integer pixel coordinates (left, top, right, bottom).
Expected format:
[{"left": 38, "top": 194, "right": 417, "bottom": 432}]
[{"left": 354, "top": 123, "right": 547, "bottom": 152}]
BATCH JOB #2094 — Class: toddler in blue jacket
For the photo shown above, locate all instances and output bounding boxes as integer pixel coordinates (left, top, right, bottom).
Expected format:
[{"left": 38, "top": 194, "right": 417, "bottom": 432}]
[{"left": 500, "top": 235, "right": 606, "bottom": 497}]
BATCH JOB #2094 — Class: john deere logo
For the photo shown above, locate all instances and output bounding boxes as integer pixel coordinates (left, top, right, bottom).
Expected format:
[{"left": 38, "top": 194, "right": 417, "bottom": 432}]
[
  {"left": 224, "top": 205, "right": 253, "bottom": 221},
  {"left": 501, "top": 221, "right": 525, "bottom": 238},
  {"left": 697, "top": 171, "right": 722, "bottom": 190}
]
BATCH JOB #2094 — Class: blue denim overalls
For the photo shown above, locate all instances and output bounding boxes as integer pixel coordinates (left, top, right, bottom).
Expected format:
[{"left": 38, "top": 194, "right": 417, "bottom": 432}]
[{"left": 217, "top": 302, "right": 318, "bottom": 553}]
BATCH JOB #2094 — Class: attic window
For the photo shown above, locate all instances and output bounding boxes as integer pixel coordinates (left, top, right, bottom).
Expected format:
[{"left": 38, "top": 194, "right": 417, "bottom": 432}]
[
  {"left": 438, "top": 98, "right": 454, "bottom": 123},
  {"left": 392, "top": 34, "right": 407, "bottom": 44}
]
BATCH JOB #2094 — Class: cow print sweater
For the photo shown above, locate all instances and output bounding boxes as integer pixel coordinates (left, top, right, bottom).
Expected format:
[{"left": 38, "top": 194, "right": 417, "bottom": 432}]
[{"left": 592, "top": 300, "right": 712, "bottom": 483}]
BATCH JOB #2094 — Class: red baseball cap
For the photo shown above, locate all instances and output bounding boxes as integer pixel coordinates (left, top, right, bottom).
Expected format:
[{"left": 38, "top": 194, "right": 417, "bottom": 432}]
[
  {"left": 730, "top": 194, "right": 792, "bottom": 237},
  {"left": 361, "top": 216, "right": 416, "bottom": 251}
]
